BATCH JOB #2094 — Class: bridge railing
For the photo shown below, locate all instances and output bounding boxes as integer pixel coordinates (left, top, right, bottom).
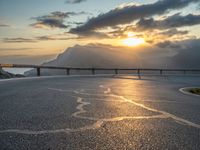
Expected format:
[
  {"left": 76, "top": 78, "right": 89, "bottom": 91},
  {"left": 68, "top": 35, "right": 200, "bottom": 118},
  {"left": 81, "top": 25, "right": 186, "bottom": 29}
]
[{"left": 1, "top": 63, "right": 200, "bottom": 77}]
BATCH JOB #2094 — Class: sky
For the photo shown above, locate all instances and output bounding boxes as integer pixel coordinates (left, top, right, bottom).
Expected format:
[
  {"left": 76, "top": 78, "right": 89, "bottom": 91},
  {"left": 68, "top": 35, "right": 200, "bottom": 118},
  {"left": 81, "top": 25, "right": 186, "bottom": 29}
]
[{"left": 0, "top": 0, "right": 200, "bottom": 72}]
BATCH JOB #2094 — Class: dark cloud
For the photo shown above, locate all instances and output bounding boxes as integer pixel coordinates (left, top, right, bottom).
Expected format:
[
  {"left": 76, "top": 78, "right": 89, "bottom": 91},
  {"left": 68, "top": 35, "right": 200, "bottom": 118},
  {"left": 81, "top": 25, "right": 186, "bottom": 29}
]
[
  {"left": 70, "top": 0, "right": 199, "bottom": 35},
  {"left": 30, "top": 11, "right": 88, "bottom": 29},
  {"left": 30, "top": 11, "right": 71, "bottom": 29},
  {"left": 156, "top": 40, "right": 182, "bottom": 49},
  {"left": 3, "top": 38, "right": 37, "bottom": 43},
  {"left": 158, "top": 28, "right": 188, "bottom": 37},
  {"left": 137, "top": 13, "right": 200, "bottom": 30},
  {"left": 65, "top": 0, "right": 86, "bottom": 4}
]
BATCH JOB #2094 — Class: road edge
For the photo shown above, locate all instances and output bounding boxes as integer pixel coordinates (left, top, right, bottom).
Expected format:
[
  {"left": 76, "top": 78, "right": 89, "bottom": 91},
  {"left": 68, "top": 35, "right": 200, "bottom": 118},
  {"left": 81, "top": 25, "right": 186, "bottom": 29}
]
[{"left": 179, "top": 87, "right": 200, "bottom": 97}]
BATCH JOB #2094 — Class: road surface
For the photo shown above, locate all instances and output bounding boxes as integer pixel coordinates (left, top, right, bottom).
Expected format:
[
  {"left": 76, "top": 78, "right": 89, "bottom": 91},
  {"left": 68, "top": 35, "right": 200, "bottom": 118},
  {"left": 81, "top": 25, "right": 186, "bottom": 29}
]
[{"left": 0, "top": 75, "right": 200, "bottom": 150}]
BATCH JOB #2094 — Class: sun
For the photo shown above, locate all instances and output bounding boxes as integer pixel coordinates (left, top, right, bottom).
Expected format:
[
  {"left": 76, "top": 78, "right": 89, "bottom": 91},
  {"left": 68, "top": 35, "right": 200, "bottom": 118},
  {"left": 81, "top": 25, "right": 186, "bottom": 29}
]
[
  {"left": 122, "top": 32, "right": 145, "bottom": 46},
  {"left": 122, "top": 37, "right": 145, "bottom": 47}
]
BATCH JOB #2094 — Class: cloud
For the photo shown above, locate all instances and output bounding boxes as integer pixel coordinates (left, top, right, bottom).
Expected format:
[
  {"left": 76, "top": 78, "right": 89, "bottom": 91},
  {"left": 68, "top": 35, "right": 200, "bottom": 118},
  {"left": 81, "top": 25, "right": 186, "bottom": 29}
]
[
  {"left": 30, "top": 11, "right": 71, "bottom": 29},
  {"left": 65, "top": 0, "right": 86, "bottom": 4},
  {"left": 0, "top": 23, "right": 11, "bottom": 27},
  {"left": 172, "top": 38, "right": 200, "bottom": 68},
  {"left": 138, "top": 29, "right": 189, "bottom": 44},
  {"left": 30, "top": 11, "right": 88, "bottom": 29},
  {"left": 36, "top": 35, "right": 79, "bottom": 41},
  {"left": 105, "top": 25, "right": 189, "bottom": 44},
  {"left": 3, "top": 38, "right": 37, "bottom": 43},
  {"left": 35, "top": 32, "right": 80, "bottom": 41},
  {"left": 156, "top": 40, "right": 182, "bottom": 49},
  {"left": 3, "top": 33, "right": 80, "bottom": 43},
  {"left": 0, "top": 48, "right": 38, "bottom": 51},
  {"left": 146, "top": 38, "right": 200, "bottom": 68},
  {"left": 136, "top": 13, "right": 200, "bottom": 30},
  {"left": 0, "top": 54, "right": 56, "bottom": 66},
  {"left": 36, "top": 32, "right": 108, "bottom": 41},
  {"left": 158, "top": 28, "right": 188, "bottom": 37},
  {"left": 67, "top": 21, "right": 85, "bottom": 26},
  {"left": 70, "top": 0, "right": 199, "bottom": 35}
]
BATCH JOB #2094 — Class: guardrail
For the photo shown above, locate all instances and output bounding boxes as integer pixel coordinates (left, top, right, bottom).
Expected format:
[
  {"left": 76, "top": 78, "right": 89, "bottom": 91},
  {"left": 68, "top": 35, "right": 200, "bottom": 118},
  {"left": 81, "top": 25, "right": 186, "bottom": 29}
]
[{"left": 1, "top": 63, "right": 200, "bottom": 77}]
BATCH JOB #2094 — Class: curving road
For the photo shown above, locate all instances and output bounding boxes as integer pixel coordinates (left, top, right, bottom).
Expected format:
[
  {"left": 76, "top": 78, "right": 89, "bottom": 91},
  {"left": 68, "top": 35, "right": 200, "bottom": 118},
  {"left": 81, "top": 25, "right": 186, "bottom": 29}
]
[{"left": 0, "top": 75, "right": 200, "bottom": 150}]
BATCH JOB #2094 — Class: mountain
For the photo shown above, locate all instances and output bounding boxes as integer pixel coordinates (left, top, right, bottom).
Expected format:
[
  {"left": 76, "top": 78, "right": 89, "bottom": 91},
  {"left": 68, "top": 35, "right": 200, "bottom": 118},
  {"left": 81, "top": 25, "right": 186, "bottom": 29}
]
[
  {"left": 0, "top": 68, "right": 24, "bottom": 79},
  {"left": 25, "top": 42, "right": 200, "bottom": 76},
  {"left": 25, "top": 44, "right": 142, "bottom": 76}
]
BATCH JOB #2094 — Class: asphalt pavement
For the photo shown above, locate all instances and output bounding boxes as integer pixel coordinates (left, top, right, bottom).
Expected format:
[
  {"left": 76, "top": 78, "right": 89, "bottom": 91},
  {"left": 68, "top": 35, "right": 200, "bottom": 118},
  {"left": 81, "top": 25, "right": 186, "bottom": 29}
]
[{"left": 0, "top": 75, "right": 200, "bottom": 150}]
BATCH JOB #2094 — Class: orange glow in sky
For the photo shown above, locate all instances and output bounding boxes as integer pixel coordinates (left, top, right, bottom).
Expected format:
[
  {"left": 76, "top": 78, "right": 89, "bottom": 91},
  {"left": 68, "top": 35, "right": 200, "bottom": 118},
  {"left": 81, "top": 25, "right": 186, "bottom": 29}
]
[
  {"left": 122, "top": 32, "right": 145, "bottom": 46},
  {"left": 122, "top": 37, "right": 145, "bottom": 46}
]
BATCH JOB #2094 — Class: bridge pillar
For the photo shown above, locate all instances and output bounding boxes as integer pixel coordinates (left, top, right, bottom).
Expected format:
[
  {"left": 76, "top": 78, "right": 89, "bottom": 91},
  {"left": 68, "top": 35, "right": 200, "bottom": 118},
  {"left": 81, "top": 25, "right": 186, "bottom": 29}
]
[
  {"left": 37, "top": 68, "right": 40, "bottom": 76},
  {"left": 66, "top": 69, "right": 70, "bottom": 75},
  {"left": 137, "top": 69, "right": 141, "bottom": 79},
  {"left": 92, "top": 69, "right": 95, "bottom": 75},
  {"left": 160, "top": 70, "right": 163, "bottom": 75},
  {"left": 115, "top": 69, "right": 118, "bottom": 75}
]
